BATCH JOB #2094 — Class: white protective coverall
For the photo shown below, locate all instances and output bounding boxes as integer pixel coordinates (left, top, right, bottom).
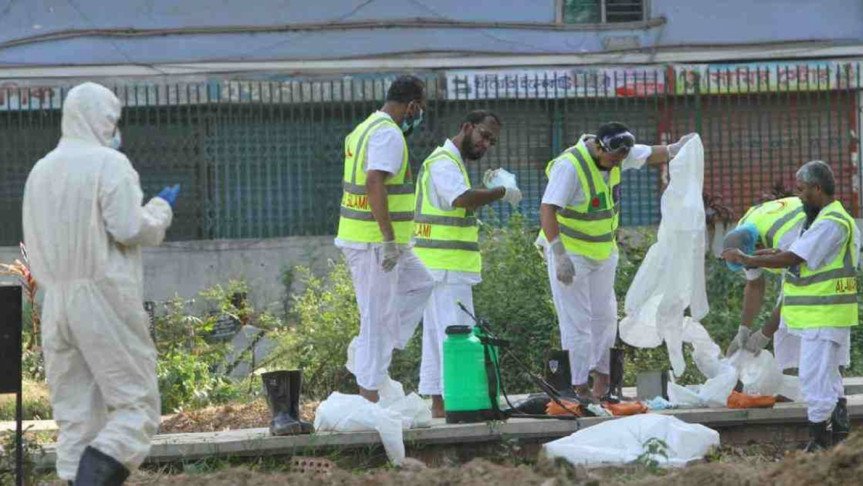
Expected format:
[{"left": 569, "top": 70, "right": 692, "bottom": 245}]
[{"left": 22, "top": 82, "right": 173, "bottom": 480}]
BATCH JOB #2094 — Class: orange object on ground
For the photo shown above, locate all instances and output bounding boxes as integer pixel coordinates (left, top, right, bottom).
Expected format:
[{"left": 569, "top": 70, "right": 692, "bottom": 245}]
[
  {"left": 546, "top": 399, "right": 584, "bottom": 417},
  {"left": 603, "top": 401, "right": 649, "bottom": 416},
  {"left": 727, "top": 391, "right": 776, "bottom": 409}
]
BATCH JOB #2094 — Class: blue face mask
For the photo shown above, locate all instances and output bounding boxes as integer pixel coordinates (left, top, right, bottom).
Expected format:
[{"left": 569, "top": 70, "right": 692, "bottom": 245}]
[
  {"left": 110, "top": 130, "right": 122, "bottom": 150},
  {"left": 400, "top": 108, "right": 424, "bottom": 134}
]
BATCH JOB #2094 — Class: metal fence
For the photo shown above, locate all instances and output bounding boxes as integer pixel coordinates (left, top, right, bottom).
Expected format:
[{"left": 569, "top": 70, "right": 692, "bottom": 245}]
[{"left": 1, "top": 61, "right": 861, "bottom": 245}]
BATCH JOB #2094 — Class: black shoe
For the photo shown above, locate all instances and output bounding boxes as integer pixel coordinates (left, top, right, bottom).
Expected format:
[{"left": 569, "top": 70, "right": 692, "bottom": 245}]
[
  {"left": 803, "top": 421, "right": 832, "bottom": 452},
  {"left": 603, "top": 345, "right": 625, "bottom": 404},
  {"left": 831, "top": 397, "right": 850, "bottom": 445},
  {"left": 262, "top": 370, "right": 314, "bottom": 436},
  {"left": 544, "top": 350, "right": 572, "bottom": 394},
  {"left": 74, "top": 446, "right": 129, "bottom": 486}
]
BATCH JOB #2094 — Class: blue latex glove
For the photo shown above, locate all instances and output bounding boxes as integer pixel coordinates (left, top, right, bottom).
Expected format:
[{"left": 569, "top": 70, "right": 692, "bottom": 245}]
[{"left": 156, "top": 184, "right": 181, "bottom": 208}]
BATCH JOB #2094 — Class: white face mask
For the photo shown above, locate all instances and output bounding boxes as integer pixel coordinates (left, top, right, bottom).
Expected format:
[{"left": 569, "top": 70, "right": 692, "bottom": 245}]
[{"left": 110, "top": 129, "right": 122, "bottom": 150}]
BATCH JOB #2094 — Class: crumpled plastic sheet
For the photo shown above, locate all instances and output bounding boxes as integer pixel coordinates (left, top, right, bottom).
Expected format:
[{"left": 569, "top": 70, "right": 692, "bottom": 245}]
[
  {"left": 620, "top": 135, "right": 709, "bottom": 377},
  {"left": 315, "top": 339, "right": 433, "bottom": 464},
  {"left": 543, "top": 414, "right": 720, "bottom": 467}
]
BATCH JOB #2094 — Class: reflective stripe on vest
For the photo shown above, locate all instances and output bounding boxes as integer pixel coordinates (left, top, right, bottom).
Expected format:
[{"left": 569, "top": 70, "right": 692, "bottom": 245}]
[
  {"left": 337, "top": 113, "right": 415, "bottom": 244},
  {"left": 737, "top": 197, "right": 805, "bottom": 275},
  {"left": 412, "top": 147, "right": 481, "bottom": 273},
  {"left": 545, "top": 142, "right": 620, "bottom": 260},
  {"left": 782, "top": 202, "right": 860, "bottom": 329}
]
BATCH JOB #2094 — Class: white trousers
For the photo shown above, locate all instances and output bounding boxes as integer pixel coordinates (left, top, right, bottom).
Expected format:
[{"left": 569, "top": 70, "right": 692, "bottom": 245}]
[
  {"left": 799, "top": 334, "right": 846, "bottom": 423},
  {"left": 418, "top": 282, "right": 475, "bottom": 395},
  {"left": 42, "top": 282, "right": 161, "bottom": 480},
  {"left": 773, "top": 321, "right": 801, "bottom": 371},
  {"left": 342, "top": 246, "right": 434, "bottom": 390},
  {"left": 546, "top": 250, "right": 618, "bottom": 386}
]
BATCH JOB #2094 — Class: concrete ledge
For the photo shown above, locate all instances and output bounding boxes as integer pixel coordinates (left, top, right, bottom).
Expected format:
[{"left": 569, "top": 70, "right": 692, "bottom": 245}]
[{"left": 30, "top": 394, "right": 863, "bottom": 469}]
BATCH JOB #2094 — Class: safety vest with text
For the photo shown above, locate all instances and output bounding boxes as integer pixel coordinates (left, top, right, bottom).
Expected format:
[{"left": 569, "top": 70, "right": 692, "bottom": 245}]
[{"left": 737, "top": 197, "right": 805, "bottom": 275}]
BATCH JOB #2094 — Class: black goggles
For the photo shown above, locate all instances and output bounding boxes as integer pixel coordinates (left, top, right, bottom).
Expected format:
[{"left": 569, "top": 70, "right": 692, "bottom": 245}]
[{"left": 598, "top": 132, "right": 635, "bottom": 153}]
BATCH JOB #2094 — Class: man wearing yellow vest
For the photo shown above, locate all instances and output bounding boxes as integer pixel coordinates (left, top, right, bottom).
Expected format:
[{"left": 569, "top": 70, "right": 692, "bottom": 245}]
[
  {"left": 336, "top": 75, "right": 435, "bottom": 403},
  {"left": 723, "top": 160, "right": 860, "bottom": 451},
  {"left": 413, "top": 110, "right": 522, "bottom": 418},
  {"left": 721, "top": 197, "right": 807, "bottom": 370},
  {"left": 538, "top": 122, "right": 695, "bottom": 402}
]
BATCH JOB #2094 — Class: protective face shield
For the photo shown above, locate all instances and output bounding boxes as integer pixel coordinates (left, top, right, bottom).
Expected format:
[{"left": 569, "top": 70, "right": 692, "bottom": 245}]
[
  {"left": 723, "top": 223, "right": 759, "bottom": 271},
  {"left": 595, "top": 131, "right": 635, "bottom": 170},
  {"left": 598, "top": 131, "right": 635, "bottom": 156}
]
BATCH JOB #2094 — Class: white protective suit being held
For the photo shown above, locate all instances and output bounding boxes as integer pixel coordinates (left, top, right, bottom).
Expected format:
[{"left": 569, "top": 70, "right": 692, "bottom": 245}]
[{"left": 22, "top": 82, "right": 173, "bottom": 481}]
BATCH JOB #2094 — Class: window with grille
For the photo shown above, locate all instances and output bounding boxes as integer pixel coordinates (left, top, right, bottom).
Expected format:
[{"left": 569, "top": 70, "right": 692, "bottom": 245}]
[{"left": 563, "top": 0, "right": 645, "bottom": 24}]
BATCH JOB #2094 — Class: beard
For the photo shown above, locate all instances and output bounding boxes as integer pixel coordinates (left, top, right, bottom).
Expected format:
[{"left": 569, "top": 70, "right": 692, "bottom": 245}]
[
  {"left": 460, "top": 139, "right": 483, "bottom": 161},
  {"left": 802, "top": 201, "right": 822, "bottom": 227}
]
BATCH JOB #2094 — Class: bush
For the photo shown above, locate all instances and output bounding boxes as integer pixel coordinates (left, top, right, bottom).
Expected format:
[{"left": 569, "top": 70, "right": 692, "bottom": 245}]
[{"left": 0, "top": 380, "right": 52, "bottom": 421}]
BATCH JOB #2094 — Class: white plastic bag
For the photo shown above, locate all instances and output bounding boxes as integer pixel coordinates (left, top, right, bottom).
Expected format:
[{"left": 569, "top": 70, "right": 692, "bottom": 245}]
[
  {"left": 543, "top": 415, "right": 720, "bottom": 467},
  {"left": 730, "top": 351, "right": 786, "bottom": 397},
  {"left": 484, "top": 168, "right": 518, "bottom": 190},
  {"left": 314, "top": 392, "right": 407, "bottom": 464},
  {"left": 620, "top": 136, "right": 709, "bottom": 376},
  {"left": 329, "top": 338, "right": 432, "bottom": 464}
]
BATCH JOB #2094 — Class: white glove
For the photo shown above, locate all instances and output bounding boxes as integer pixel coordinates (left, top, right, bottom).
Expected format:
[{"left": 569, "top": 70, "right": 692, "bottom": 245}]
[
  {"left": 726, "top": 325, "right": 751, "bottom": 357},
  {"left": 501, "top": 187, "right": 523, "bottom": 206},
  {"left": 667, "top": 133, "right": 697, "bottom": 159},
  {"left": 744, "top": 330, "right": 771, "bottom": 356},
  {"left": 550, "top": 238, "right": 575, "bottom": 285},
  {"left": 380, "top": 240, "right": 401, "bottom": 272}
]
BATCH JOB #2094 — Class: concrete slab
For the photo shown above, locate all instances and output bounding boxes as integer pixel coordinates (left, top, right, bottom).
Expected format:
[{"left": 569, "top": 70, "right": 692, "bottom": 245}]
[{"left": 30, "top": 394, "right": 863, "bottom": 470}]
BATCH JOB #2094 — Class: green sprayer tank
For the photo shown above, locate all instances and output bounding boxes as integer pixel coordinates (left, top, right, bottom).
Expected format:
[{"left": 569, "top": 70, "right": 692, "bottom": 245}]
[{"left": 443, "top": 325, "right": 501, "bottom": 423}]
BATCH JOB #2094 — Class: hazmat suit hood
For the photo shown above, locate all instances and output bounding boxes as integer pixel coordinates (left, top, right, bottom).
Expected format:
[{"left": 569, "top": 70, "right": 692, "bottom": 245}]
[{"left": 61, "top": 82, "right": 121, "bottom": 147}]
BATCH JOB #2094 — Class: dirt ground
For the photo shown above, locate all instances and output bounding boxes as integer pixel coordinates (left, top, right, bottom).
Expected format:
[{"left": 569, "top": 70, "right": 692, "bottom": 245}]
[
  {"left": 36, "top": 433, "right": 863, "bottom": 485},
  {"left": 158, "top": 400, "right": 318, "bottom": 434}
]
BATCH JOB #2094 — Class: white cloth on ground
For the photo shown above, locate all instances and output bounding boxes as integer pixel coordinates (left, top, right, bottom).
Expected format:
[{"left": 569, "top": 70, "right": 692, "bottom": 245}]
[
  {"left": 22, "top": 82, "right": 172, "bottom": 480},
  {"left": 342, "top": 246, "right": 434, "bottom": 390},
  {"left": 545, "top": 249, "right": 618, "bottom": 385},
  {"left": 418, "top": 280, "right": 475, "bottom": 395}
]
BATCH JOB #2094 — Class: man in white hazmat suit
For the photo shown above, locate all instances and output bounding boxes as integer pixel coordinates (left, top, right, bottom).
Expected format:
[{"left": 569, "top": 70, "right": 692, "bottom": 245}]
[
  {"left": 723, "top": 160, "right": 859, "bottom": 452},
  {"left": 23, "top": 82, "right": 178, "bottom": 485},
  {"left": 537, "top": 122, "right": 695, "bottom": 403},
  {"left": 337, "top": 75, "right": 434, "bottom": 403},
  {"left": 412, "top": 110, "right": 522, "bottom": 418}
]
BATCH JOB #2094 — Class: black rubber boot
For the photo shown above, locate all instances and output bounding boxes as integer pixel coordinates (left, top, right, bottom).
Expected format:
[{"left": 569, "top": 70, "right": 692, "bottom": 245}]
[
  {"left": 831, "top": 397, "right": 850, "bottom": 445},
  {"left": 262, "top": 370, "right": 313, "bottom": 436},
  {"left": 544, "top": 350, "right": 572, "bottom": 394},
  {"left": 803, "top": 421, "right": 832, "bottom": 452},
  {"left": 288, "top": 369, "right": 314, "bottom": 434},
  {"left": 74, "top": 446, "right": 129, "bottom": 486},
  {"left": 602, "top": 346, "right": 625, "bottom": 404}
]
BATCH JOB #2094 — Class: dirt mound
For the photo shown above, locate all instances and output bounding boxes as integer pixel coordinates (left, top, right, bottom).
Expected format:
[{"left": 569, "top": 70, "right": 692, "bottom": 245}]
[
  {"left": 762, "top": 433, "right": 863, "bottom": 485},
  {"left": 158, "top": 400, "right": 318, "bottom": 434},
  {"left": 123, "top": 459, "right": 557, "bottom": 486}
]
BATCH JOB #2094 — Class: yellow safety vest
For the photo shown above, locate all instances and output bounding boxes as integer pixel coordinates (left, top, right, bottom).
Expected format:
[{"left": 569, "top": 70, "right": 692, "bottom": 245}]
[
  {"left": 543, "top": 141, "right": 621, "bottom": 260},
  {"left": 737, "top": 197, "right": 805, "bottom": 275},
  {"left": 782, "top": 200, "right": 859, "bottom": 329},
  {"left": 337, "top": 112, "right": 415, "bottom": 244},
  {"left": 413, "top": 146, "right": 481, "bottom": 273}
]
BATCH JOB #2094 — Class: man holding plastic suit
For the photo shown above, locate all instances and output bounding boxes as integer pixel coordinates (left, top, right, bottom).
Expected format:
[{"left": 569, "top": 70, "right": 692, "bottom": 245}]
[{"left": 537, "top": 122, "right": 695, "bottom": 403}]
